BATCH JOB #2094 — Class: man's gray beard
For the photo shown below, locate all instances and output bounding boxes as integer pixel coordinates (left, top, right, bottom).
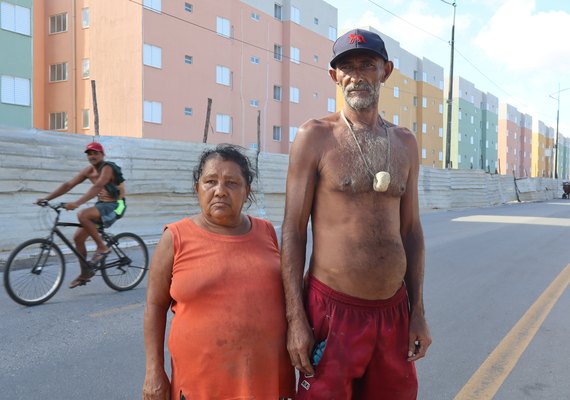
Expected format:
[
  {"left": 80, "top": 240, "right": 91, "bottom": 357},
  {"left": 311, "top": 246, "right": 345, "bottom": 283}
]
[{"left": 343, "top": 82, "right": 381, "bottom": 110}]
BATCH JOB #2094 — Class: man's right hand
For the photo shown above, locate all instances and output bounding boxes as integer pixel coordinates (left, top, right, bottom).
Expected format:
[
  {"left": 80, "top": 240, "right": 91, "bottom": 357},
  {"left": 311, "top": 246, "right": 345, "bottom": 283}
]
[
  {"left": 287, "top": 316, "right": 316, "bottom": 376},
  {"left": 35, "top": 198, "right": 48, "bottom": 205}
]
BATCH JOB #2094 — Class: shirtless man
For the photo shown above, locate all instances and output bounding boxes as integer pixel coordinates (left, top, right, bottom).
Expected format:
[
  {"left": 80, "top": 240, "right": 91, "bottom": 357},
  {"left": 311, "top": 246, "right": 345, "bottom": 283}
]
[
  {"left": 37, "top": 142, "right": 126, "bottom": 288},
  {"left": 281, "top": 29, "right": 431, "bottom": 399}
]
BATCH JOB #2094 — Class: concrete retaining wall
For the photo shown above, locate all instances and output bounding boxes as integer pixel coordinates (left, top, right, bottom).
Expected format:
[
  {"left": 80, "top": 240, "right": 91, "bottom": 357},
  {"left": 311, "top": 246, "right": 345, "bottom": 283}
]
[{"left": 0, "top": 127, "right": 563, "bottom": 254}]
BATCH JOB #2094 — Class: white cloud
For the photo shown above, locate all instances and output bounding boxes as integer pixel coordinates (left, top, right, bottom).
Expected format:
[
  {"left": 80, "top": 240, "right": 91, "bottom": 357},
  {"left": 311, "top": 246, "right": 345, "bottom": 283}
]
[{"left": 474, "top": 0, "right": 570, "bottom": 74}]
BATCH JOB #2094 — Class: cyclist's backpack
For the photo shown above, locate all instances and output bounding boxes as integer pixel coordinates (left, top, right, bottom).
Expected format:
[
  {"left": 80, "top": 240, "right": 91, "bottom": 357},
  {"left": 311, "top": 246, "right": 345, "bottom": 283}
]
[{"left": 98, "top": 161, "right": 125, "bottom": 200}]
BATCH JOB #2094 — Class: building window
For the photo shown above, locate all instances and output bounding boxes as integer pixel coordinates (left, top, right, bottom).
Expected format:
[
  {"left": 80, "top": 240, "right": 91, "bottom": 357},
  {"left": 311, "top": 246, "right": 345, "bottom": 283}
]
[
  {"left": 439, "top": 151, "right": 443, "bottom": 161},
  {"left": 49, "top": 63, "right": 68, "bottom": 82},
  {"left": 251, "top": 12, "right": 259, "bottom": 21},
  {"left": 216, "top": 65, "right": 231, "bottom": 86},
  {"left": 184, "top": 107, "right": 192, "bottom": 116},
  {"left": 216, "top": 16, "right": 230, "bottom": 37},
  {"left": 413, "top": 97, "right": 417, "bottom": 107},
  {"left": 274, "top": 3, "right": 282, "bottom": 20},
  {"left": 314, "top": 17, "right": 319, "bottom": 25},
  {"left": 216, "top": 114, "right": 232, "bottom": 133},
  {"left": 49, "top": 112, "right": 68, "bottom": 130},
  {"left": 82, "top": 59, "right": 90, "bottom": 78},
  {"left": 393, "top": 115, "right": 399, "bottom": 125},
  {"left": 327, "top": 98, "right": 336, "bottom": 113},
  {"left": 422, "top": 72, "right": 427, "bottom": 82},
  {"left": 250, "top": 56, "right": 260, "bottom": 64},
  {"left": 0, "top": 75, "right": 30, "bottom": 106},
  {"left": 250, "top": 99, "right": 259, "bottom": 107},
  {"left": 422, "top": 97, "right": 427, "bottom": 108},
  {"left": 143, "top": 44, "right": 162, "bottom": 68},
  {"left": 291, "top": 6, "right": 300, "bottom": 24},
  {"left": 273, "top": 126, "right": 281, "bottom": 141},
  {"left": 143, "top": 0, "right": 161, "bottom": 12},
  {"left": 49, "top": 13, "right": 67, "bottom": 34},
  {"left": 273, "top": 85, "right": 282, "bottom": 101},
  {"left": 184, "top": 2, "right": 192, "bottom": 12},
  {"left": 394, "top": 86, "right": 399, "bottom": 98},
  {"left": 393, "top": 57, "right": 400, "bottom": 69},
  {"left": 439, "top": 127, "right": 443, "bottom": 137},
  {"left": 422, "top": 123, "right": 427, "bottom": 133},
  {"left": 144, "top": 101, "right": 162, "bottom": 123},
  {"left": 82, "top": 8, "right": 89, "bottom": 28},
  {"left": 82, "top": 109, "right": 90, "bottom": 129},
  {"left": 290, "top": 86, "right": 299, "bottom": 103},
  {"left": 439, "top": 103, "right": 443, "bottom": 113},
  {"left": 1, "top": 2, "right": 31, "bottom": 35},
  {"left": 314, "top": 55, "right": 319, "bottom": 63},
  {"left": 328, "top": 26, "right": 337, "bottom": 41},
  {"left": 184, "top": 55, "right": 193, "bottom": 64},
  {"left": 470, "top": 136, "right": 474, "bottom": 144},
  {"left": 289, "top": 127, "right": 298, "bottom": 142},
  {"left": 422, "top": 148, "right": 427, "bottom": 159},
  {"left": 273, "top": 45, "right": 283, "bottom": 61},
  {"left": 290, "top": 47, "right": 300, "bottom": 64}
]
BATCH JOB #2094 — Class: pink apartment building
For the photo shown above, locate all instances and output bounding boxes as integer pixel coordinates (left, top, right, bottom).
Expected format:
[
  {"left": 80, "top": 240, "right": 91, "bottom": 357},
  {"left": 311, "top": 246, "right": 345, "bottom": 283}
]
[
  {"left": 33, "top": 0, "right": 338, "bottom": 154},
  {"left": 498, "top": 103, "right": 532, "bottom": 177}
]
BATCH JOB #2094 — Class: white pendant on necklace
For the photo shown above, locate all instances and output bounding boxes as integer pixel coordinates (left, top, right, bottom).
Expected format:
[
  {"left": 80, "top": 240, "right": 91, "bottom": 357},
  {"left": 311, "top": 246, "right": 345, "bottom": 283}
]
[{"left": 373, "top": 171, "right": 391, "bottom": 192}]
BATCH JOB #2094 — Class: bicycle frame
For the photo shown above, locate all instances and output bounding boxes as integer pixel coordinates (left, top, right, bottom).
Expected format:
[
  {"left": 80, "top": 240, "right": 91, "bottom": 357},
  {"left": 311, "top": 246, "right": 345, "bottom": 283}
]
[{"left": 43, "top": 205, "right": 133, "bottom": 271}]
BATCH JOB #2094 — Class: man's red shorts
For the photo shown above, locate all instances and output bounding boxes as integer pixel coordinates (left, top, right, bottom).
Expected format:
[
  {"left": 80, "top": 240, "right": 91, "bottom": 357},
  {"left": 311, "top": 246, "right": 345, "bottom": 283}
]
[{"left": 296, "top": 276, "right": 417, "bottom": 400}]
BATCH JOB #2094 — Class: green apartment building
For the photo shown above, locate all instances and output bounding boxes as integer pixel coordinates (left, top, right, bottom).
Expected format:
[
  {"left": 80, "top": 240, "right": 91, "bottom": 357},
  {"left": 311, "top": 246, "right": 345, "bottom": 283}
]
[{"left": 0, "top": 0, "right": 33, "bottom": 128}]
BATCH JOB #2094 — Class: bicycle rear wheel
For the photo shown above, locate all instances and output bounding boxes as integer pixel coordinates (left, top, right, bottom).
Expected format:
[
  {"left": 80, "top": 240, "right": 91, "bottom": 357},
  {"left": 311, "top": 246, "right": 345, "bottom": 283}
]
[
  {"left": 101, "top": 232, "right": 148, "bottom": 291},
  {"left": 3, "top": 239, "right": 65, "bottom": 306}
]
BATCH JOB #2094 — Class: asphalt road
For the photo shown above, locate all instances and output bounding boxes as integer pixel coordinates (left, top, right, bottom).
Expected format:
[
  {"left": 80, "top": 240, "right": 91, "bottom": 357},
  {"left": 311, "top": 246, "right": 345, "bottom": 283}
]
[{"left": 1, "top": 200, "right": 569, "bottom": 399}]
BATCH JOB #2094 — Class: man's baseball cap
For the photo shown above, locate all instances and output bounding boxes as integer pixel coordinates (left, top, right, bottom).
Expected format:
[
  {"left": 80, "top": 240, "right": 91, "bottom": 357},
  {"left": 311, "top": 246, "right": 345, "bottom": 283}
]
[
  {"left": 330, "top": 28, "right": 389, "bottom": 68},
  {"left": 85, "top": 142, "right": 104, "bottom": 154}
]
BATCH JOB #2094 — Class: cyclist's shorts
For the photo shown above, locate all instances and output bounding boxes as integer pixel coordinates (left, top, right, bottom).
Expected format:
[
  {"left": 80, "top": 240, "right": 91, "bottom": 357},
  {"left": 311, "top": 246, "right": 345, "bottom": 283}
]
[{"left": 95, "top": 200, "right": 126, "bottom": 228}]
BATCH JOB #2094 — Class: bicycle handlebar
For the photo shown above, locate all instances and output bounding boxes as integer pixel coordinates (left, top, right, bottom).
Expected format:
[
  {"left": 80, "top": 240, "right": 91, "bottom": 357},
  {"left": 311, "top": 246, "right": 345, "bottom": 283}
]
[{"left": 36, "top": 200, "right": 66, "bottom": 211}]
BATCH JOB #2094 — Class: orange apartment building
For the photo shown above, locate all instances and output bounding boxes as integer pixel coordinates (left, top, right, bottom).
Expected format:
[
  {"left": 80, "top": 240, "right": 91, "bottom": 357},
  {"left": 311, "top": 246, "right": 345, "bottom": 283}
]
[
  {"left": 335, "top": 27, "right": 445, "bottom": 168},
  {"left": 33, "top": 0, "right": 338, "bottom": 154}
]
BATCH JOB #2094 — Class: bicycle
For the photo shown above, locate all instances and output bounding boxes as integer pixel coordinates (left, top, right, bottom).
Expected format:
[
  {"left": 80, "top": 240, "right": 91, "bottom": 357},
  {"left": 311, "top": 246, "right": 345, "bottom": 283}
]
[{"left": 3, "top": 201, "right": 149, "bottom": 306}]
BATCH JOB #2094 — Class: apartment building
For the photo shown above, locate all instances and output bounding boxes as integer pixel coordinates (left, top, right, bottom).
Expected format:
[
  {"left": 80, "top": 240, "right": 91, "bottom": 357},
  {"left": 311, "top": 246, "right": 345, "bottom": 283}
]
[
  {"left": 481, "top": 92, "right": 498, "bottom": 172},
  {"left": 498, "top": 103, "right": 529, "bottom": 177},
  {"left": 335, "top": 27, "right": 445, "bottom": 168},
  {"left": 32, "top": 0, "right": 337, "bottom": 154},
  {"left": 0, "top": 0, "right": 33, "bottom": 128},
  {"left": 532, "top": 120, "right": 553, "bottom": 177}
]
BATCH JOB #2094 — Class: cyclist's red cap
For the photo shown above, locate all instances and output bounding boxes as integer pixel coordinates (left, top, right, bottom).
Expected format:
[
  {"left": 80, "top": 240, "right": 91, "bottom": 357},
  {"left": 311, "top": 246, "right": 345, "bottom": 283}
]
[{"left": 85, "top": 142, "right": 104, "bottom": 154}]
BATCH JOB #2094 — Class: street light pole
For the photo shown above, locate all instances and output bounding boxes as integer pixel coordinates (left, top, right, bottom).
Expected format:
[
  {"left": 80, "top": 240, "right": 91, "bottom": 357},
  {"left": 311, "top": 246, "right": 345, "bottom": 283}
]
[
  {"left": 549, "top": 85, "right": 570, "bottom": 179},
  {"left": 444, "top": 1, "right": 456, "bottom": 169}
]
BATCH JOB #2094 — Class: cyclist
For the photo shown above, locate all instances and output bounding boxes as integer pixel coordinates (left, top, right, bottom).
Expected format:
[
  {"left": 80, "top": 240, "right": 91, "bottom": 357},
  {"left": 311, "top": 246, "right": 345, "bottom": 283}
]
[{"left": 36, "top": 142, "right": 126, "bottom": 288}]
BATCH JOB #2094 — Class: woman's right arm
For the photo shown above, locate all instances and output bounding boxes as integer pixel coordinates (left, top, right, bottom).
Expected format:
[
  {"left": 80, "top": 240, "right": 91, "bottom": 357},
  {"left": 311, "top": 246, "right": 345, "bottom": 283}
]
[{"left": 142, "top": 229, "right": 174, "bottom": 400}]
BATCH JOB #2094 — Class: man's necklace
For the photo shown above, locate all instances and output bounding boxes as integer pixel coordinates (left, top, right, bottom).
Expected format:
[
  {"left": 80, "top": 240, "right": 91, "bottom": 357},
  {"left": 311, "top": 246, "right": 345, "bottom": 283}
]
[{"left": 340, "top": 110, "right": 391, "bottom": 192}]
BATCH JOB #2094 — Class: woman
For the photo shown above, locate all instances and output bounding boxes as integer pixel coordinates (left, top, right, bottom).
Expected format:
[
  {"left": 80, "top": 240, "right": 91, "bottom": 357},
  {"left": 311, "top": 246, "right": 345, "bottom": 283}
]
[{"left": 142, "top": 144, "right": 295, "bottom": 400}]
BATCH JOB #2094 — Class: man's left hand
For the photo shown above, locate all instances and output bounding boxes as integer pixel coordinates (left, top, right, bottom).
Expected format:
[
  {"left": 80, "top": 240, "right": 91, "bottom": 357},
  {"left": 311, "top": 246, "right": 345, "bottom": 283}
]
[
  {"left": 407, "top": 310, "right": 431, "bottom": 362},
  {"left": 64, "top": 202, "right": 80, "bottom": 211}
]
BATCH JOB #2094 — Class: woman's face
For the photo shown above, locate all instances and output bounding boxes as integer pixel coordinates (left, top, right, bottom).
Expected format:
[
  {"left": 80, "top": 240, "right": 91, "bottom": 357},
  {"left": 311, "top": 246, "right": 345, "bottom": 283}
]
[{"left": 196, "top": 157, "right": 250, "bottom": 227}]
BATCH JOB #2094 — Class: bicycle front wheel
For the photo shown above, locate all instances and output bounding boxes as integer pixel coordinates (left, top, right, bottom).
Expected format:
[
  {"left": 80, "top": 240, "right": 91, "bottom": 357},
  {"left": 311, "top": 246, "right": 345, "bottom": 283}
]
[
  {"left": 3, "top": 239, "right": 65, "bottom": 306},
  {"left": 101, "top": 232, "right": 148, "bottom": 291}
]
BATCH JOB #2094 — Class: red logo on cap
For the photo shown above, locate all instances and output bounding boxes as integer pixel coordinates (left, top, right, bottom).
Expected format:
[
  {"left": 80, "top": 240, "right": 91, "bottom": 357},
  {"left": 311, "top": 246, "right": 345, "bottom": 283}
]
[{"left": 348, "top": 34, "right": 366, "bottom": 44}]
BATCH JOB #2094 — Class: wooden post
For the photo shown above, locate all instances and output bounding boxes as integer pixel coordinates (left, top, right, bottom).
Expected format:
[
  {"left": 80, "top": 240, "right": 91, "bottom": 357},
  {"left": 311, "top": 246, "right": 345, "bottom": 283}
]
[
  {"left": 203, "top": 98, "right": 212, "bottom": 143},
  {"left": 91, "top": 80, "right": 99, "bottom": 136}
]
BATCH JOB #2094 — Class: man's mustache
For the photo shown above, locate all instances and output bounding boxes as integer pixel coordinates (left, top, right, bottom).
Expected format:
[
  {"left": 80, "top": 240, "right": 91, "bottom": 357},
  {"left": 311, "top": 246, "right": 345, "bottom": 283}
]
[{"left": 345, "top": 83, "right": 373, "bottom": 93}]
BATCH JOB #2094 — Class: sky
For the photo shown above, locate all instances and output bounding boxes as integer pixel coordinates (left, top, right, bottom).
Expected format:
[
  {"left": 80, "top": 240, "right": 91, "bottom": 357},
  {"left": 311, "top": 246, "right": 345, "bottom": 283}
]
[{"left": 324, "top": 0, "right": 570, "bottom": 137}]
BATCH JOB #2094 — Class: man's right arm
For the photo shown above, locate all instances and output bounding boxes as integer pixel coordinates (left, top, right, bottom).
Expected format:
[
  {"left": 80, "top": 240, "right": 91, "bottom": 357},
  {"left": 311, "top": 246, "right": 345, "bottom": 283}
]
[
  {"left": 281, "top": 120, "right": 321, "bottom": 375},
  {"left": 37, "top": 168, "right": 89, "bottom": 203}
]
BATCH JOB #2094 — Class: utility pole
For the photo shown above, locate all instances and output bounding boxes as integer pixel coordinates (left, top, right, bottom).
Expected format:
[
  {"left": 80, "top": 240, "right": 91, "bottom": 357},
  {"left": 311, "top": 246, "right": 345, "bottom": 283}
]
[
  {"left": 444, "top": 1, "right": 456, "bottom": 169},
  {"left": 549, "top": 85, "right": 570, "bottom": 179}
]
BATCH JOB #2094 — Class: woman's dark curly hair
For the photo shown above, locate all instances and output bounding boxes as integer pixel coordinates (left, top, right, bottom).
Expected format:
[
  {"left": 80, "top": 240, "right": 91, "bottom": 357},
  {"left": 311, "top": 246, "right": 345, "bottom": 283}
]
[{"left": 193, "top": 144, "right": 256, "bottom": 203}]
